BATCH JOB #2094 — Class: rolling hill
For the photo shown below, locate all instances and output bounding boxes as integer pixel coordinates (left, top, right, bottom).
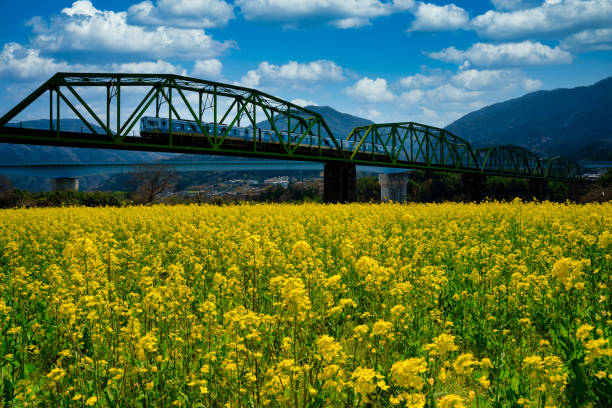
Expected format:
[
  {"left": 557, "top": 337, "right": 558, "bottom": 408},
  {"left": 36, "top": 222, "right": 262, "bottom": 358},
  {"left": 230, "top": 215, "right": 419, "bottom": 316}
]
[{"left": 445, "top": 76, "right": 612, "bottom": 160}]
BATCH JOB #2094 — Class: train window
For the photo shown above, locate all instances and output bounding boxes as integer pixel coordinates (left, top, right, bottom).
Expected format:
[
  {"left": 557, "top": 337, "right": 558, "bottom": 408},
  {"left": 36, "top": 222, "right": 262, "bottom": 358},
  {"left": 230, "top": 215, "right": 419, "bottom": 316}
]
[{"left": 148, "top": 120, "right": 156, "bottom": 126}]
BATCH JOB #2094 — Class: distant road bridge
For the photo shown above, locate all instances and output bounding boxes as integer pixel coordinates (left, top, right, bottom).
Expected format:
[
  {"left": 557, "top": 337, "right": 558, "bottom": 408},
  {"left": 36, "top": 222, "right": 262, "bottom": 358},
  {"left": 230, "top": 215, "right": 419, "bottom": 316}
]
[
  {"left": 0, "top": 160, "right": 408, "bottom": 191},
  {"left": 0, "top": 160, "right": 414, "bottom": 179},
  {"left": 0, "top": 73, "right": 585, "bottom": 202},
  {"left": 0, "top": 160, "right": 324, "bottom": 179}
]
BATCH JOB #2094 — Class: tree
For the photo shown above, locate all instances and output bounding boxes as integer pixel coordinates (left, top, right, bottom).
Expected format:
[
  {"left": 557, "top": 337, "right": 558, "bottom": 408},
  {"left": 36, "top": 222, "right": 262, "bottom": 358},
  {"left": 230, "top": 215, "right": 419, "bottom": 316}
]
[
  {"left": 0, "top": 175, "right": 15, "bottom": 208},
  {"left": 357, "top": 176, "right": 380, "bottom": 202},
  {"left": 129, "top": 165, "right": 177, "bottom": 203}
]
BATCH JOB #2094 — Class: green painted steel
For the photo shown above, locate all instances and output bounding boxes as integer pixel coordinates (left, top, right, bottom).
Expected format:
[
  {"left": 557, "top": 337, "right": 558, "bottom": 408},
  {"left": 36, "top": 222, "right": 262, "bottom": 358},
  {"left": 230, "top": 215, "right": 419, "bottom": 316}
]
[
  {"left": 347, "top": 122, "right": 480, "bottom": 172},
  {"left": 476, "top": 145, "right": 544, "bottom": 177},
  {"left": 476, "top": 145, "right": 582, "bottom": 180},
  {"left": 0, "top": 73, "right": 584, "bottom": 182},
  {"left": 541, "top": 156, "right": 582, "bottom": 179}
]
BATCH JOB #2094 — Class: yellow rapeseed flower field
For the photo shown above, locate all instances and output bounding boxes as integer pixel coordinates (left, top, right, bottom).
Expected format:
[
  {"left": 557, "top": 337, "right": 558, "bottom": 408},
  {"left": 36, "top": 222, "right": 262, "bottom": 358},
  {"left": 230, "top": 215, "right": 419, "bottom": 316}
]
[{"left": 0, "top": 201, "right": 610, "bottom": 407}]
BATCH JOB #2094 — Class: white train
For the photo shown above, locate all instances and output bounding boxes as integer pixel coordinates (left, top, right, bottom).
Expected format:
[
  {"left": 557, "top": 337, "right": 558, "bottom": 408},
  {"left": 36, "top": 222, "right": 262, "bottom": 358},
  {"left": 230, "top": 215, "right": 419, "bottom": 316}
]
[{"left": 139, "top": 116, "right": 386, "bottom": 154}]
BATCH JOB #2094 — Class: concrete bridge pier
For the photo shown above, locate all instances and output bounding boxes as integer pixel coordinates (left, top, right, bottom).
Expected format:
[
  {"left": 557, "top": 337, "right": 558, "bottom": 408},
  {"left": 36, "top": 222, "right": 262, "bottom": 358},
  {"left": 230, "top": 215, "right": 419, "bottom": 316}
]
[
  {"left": 461, "top": 173, "right": 486, "bottom": 202},
  {"left": 528, "top": 179, "right": 550, "bottom": 201},
  {"left": 51, "top": 177, "right": 79, "bottom": 192},
  {"left": 323, "top": 162, "right": 356, "bottom": 203},
  {"left": 379, "top": 172, "right": 411, "bottom": 202}
]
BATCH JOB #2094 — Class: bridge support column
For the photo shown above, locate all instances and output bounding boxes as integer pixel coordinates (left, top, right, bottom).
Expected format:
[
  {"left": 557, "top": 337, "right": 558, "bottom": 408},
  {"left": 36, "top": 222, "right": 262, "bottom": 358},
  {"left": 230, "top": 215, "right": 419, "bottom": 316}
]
[
  {"left": 323, "top": 162, "right": 356, "bottom": 203},
  {"left": 528, "top": 179, "right": 549, "bottom": 201},
  {"left": 51, "top": 177, "right": 79, "bottom": 192},
  {"left": 461, "top": 173, "right": 486, "bottom": 202},
  {"left": 379, "top": 172, "right": 411, "bottom": 203}
]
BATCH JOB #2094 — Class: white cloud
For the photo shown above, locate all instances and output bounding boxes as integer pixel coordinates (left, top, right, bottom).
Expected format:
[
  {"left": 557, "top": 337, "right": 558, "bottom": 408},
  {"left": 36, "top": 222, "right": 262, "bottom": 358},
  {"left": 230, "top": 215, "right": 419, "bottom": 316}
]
[
  {"left": 472, "top": 0, "right": 612, "bottom": 39},
  {"left": 395, "top": 68, "right": 543, "bottom": 125},
  {"left": 419, "top": 106, "right": 437, "bottom": 118},
  {"left": 427, "top": 41, "right": 573, "bottom": 67},
  {"left": 236, "top": 70, "right": 261, "bottom": 88},
  {"left": 128, "top": 0, "right": 235, "bottom": 28},
  {"left": 345, "top": 77, "right": 395, "bottom": 102},
  {"left": 452, "top": 69, "right": 505, "bottom": 89},
  {"left": 0, "top": 43, "right": 79, "bottom": 80},
  {"left": 399, "top": 72, "right": 444, "bottom": 88},
  {"left": 192, "top": 59, "right": 223, "bottom": 78},
  {"left": 234, "top": 59, "right": 345, "bottom": 88},
  {"left": 110, "top": 60, "right": 186, "bottom": 75},
  {"left": 522, "top": 77, "right": 543, "bottom": 91},
  {"left": 30, "top": 1, "right": 234, "bottom": 59},
  {"left": 490, "top": 0, "right": 541, "bottom": 11},
  {"left": 399, "top": 89, "right": 424, "bottom": 104},
  {"left": 451, "top": 68, "right": 542, "bottom": 91},
  {"left": 560, "top": 28, "right": 612, "bottom": 52},
  {"left": 236, "top": 0, "right": 414, "bottom": 28},
  {"left": 258, "top": 60, "right": 344, "bottom": 82},
  {"left": 429, "top": 84, "right": 481, "bottom": 101},
  {"left": 61, "top": 0, "right": 97, "bottom": 16},
  {"left": 291, "top": 98, "right": 317, "bottom": 107},
  {"left": 0, "top": 42, "right": 186, "bottom": 81},
  {"left": 409, "top": 2, "right": 469, "bottom": 32},
  {"left": 365, "top": 109, "right": 381, "bottom": 120}
]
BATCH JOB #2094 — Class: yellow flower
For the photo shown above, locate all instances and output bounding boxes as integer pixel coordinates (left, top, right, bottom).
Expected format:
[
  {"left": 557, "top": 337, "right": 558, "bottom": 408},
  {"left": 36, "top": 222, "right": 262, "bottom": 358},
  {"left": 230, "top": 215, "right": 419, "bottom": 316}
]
[
  {"left": 371, "top": 319, "right": 393, "bottom": 337},
  {"left": 351, "top": 367, "right": 379, "bottom": 400},
  {"left": 453, "top": 353, "right": 478, "bottom": 376},
  {"left": 404, "top": 393, "right": 426, "bottom": 408},
  {"left": 523, "top": 355, "right": 544, "bottom": 371},
  {"left": 390, "top": 358, "right": 428, "bottom": 390},
  {"left": 355, "top": 256, "right": 379, "bottom": 277},
  {"left": 597, "top": 230, "right": 611, "bottom": 249},
  {"left": 551, "top": 258, "right": 583, "bottom": 290},
  {"left": 480, "top": 358, "right": 494, "bottom": 369},
  {"left": 424, "top": 333, "right": 458, "bottom": 356},
  {"left": 291, "top": 240, "right": 312, "bottom": 260},
  {"left": 85, "top": 396, "right": 97, "bottom": 406},
  {"left": 353, "top": 324, "right": 369, "bottom": 338},
  {"left": 576, "top": 324, "right": 594, "bottom": 342},
  {"left": 46, "top": 367, "right": 66, "bottom": 382},
  {"left": 584, "top": 338, "right": 612, "bottom": 364},
  {"left": 317, "top": 335, "right": 343, "bottom": 362},
  {"left": 479, "top": 375, "right": 491, "bottom": 389},
  {"left": 438, "top": 394, "right": 465, "bottom": 408}
]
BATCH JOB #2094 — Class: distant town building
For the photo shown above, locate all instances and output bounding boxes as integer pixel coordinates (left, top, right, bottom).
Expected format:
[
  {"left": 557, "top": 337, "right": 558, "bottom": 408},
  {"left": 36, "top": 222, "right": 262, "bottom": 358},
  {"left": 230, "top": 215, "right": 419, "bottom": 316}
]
[
  {"left": 580, "top": 161, "right": 612, "bottom": 180},
  {"left": 264, "top": 176, "right": 289, "bottom": 188}
]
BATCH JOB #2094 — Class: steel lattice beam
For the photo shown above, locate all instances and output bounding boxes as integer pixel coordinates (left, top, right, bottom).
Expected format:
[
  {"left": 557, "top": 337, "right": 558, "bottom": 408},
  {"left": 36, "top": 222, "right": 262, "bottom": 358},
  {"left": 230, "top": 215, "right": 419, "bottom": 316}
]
[
  {"left": 0, "top": 72, "right": 343, "bottom": 161},
  {"left": 346, "top": 122, "right": 480, "bottom": 172}
]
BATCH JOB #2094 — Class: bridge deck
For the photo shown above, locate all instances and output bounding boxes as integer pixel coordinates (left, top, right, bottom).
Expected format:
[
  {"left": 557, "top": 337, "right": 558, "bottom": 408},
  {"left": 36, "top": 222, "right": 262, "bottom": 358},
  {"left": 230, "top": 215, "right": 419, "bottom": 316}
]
[{"left": 0, "top": 126, "right": 579, "bottom": 182}]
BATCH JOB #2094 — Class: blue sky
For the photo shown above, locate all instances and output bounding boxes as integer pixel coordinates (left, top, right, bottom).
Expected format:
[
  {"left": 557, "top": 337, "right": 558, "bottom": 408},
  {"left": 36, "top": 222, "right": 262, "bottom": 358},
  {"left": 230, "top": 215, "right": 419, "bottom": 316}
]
[{"left": 0, "top": 0, "right": 611, "bottom": 128}]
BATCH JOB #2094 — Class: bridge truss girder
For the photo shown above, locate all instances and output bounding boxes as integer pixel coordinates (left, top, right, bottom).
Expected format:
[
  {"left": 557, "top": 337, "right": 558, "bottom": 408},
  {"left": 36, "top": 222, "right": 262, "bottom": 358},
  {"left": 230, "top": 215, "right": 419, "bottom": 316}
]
[
  {"left": 0, "top": 72, "right": 343, "bottom": 160},
  {"left": 475, "top": 145, "right": 582, "bottom": 180},
  {"left": 476, "top": 145, "right": 544, "bottom": 177},
  {"left": 347, "top": 122, "right": 480, "bottom": 171},
  {"left": 0, "top": 73, "right": 584, "bottom": 182},
  {"left": 541, "top": 156, "right": 582, "bottom": 179}
]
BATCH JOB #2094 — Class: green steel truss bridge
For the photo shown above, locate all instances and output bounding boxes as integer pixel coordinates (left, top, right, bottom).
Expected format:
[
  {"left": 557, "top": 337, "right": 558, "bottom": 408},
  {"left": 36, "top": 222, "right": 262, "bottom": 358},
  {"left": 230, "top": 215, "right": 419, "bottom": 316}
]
[{"left": 0, "top": 73, "right": 583, "bottom": 200}]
